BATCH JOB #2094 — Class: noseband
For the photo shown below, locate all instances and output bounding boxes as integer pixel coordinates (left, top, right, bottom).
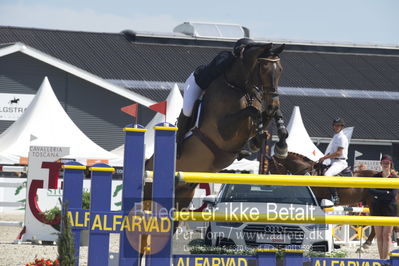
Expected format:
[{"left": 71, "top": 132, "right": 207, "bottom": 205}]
[
  {"left": 257, "top": 57, "right": 280, "bottom": 95},
  {"left": 224, "top": 56, "right": 281, "bottom": 107}
]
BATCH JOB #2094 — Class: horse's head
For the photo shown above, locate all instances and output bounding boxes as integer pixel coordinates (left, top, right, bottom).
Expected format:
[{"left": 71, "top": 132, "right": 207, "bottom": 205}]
[
  {"left": 258, "top": 44, "right": 285, "bottom": 94},
  {"left": 240, "top": 43, "right": 285, "bottom": 99}
]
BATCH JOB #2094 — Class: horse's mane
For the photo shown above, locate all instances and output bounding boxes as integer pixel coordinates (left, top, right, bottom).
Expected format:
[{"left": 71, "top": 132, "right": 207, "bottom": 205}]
[
  {"left": 270, "top": 152, "right": 316, "bottom": 174},
  {"left": 286, "top": 152, "right": 316, "bottom": 164}
]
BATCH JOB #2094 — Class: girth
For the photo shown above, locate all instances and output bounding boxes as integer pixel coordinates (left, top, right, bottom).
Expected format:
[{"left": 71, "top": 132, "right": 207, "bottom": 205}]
[{"left": 191, "top": 128, "right": 238, "bottom": 170}]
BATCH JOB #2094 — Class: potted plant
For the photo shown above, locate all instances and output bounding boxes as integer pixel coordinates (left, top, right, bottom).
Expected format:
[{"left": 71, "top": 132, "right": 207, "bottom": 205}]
[
  {"left": 40, "top": 191, "right": 90, "bottom": 236},
  {"left": 42, "top": 206, "right": 62, "bottom": 231},
  {"left": 26, "top": 257, "right": 60, "bottom": 266}
]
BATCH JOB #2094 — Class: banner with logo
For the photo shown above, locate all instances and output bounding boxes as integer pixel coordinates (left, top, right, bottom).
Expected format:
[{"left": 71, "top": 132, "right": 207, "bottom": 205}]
[{"left": 0, "top": 93, "right": 35, "bottom": 121}]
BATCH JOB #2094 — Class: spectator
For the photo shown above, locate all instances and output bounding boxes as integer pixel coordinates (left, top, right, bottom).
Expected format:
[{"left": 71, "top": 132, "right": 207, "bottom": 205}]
[
  {"left": 356, "top": 163, "right": 367, "bottom": 172},
  {"left": 369, "top": 155, "right": 398, "bottom": 259}
]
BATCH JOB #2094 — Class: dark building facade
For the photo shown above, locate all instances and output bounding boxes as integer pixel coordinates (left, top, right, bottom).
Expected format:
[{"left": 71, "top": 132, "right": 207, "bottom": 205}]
[{"left": 0, "top": 26, "right": 398, "bottom": 166}]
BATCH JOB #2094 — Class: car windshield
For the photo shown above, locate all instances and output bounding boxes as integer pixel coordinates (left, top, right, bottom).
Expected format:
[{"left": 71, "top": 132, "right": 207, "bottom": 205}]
[{"left": 220, "top": 184, "right": 316, "bottom": 205}]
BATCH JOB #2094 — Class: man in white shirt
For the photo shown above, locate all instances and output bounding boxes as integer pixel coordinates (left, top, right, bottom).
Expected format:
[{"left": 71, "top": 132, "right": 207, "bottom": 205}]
[{"left": 318, "top": 118, "right": 349, "bottom": 203}]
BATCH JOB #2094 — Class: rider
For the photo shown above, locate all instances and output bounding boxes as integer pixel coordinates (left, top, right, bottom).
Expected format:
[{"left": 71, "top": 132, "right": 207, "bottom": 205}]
[
  {"left": 176, "top": 38, "right": 255, "bottom": 158},
  {"left": 318, "top": 118, "right": 349, "bottom": 204}
]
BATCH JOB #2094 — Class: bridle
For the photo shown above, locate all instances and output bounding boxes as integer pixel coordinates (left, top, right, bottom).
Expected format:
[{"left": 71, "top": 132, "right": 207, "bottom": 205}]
[
  {"left": 257, "top": 57, "right": 280, "bottom": 96},
  {"left": 223, "top": 56, "right": 281, "bottom": 108},
  {"left": 223, "top": 56, "right": 281, "bottom": 136}
]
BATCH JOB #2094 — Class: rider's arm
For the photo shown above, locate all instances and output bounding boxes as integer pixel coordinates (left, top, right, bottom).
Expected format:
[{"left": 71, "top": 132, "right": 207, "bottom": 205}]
[{"left": 319, "top": 147, "right": 344, "bottom": 161}]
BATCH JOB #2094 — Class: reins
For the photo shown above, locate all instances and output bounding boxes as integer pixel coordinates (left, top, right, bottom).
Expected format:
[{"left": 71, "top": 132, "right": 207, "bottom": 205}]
[
  {"left": 194, "top": 55, "right": 282, "bottom": 160},
  {"left": 223, "top": 56, "right": 281, "bottom": 108}
]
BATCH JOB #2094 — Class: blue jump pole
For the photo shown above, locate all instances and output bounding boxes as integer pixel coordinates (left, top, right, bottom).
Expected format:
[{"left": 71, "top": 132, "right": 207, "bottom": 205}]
[
  {"left": 119, "top": 124, "right": 146, "bottom": 266},
  {"left": 147, "top": 123, "right": 177, "bottom": 266},
  {"left": 87, "top": 163, "right": 114, "bottom": 266},
  {"left": 256, "top": 245, "right": 278, "bottom": 265},
  {"left": 62, "top": 161, "right": 85, "bottom": 266},
  {"left": 283, "top": 245, "right": 304, "bottom": 266},
  {"left": 390, "top": 249, "right": 399, "bottom": 266}
]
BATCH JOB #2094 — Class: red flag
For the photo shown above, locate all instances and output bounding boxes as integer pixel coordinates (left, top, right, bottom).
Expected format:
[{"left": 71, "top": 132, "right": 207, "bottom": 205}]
[
  {"left": 121, "top": 103, "right": 138, "bottom": 117},
  {"left": 149, "top": 101, "right": 167, "bottom": 115}
]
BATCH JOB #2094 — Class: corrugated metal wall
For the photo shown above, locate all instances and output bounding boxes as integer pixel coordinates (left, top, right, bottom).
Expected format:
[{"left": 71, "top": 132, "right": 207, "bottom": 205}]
[{"left": 0, "top": 52, "right": 154, "bottom": 150}]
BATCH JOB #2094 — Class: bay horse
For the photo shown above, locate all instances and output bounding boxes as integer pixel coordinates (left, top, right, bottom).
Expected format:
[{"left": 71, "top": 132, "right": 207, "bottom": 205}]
[
  {"left": 146, "top": 42, "right": 289, "bottom": 210},
  {"left": 269, "top": 152, "right": 399, "bottom": 249},
  {"left": 268, "top": 152, "right": 378, "bottom": 205},
  {"left": 140, "top": 43, "right": 289, "bottom": 255}
]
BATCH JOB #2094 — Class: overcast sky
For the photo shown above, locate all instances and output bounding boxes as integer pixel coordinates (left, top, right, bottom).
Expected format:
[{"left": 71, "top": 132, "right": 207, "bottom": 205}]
[{"left": 0, "top": 0, "right": 398, "bottom": 46}]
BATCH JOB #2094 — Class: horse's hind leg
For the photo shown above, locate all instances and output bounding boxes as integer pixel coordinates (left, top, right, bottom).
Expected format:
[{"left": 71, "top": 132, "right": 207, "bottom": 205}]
[
  {"left": 363, "top": 226, "right": 375, "bottom": 248},
  {"left": 145, "top": 157, "right": 154, "bottom": 171}
]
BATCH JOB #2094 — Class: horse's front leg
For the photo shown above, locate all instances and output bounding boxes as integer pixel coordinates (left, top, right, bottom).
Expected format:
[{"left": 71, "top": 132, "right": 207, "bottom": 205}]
[
  {"left": 273, "top": 107, "right": 288, "bottom": 158},
  {"left": 251, "top": 95, "right": 289, "bottom": 157}
]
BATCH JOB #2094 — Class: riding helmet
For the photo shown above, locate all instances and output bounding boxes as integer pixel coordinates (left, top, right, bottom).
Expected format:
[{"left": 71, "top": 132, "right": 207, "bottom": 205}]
[
  {"left": 381, "top": 154, "right": 395, "bottom": 169},
  {"left": 233, "top": 38, "right": 254, "bottom": 56},
  {"left": 332, "top": 117, "right": 345, "bottom": 126},
  {"left": 381, "top": 154, "right": 393, "bottom": 162}
]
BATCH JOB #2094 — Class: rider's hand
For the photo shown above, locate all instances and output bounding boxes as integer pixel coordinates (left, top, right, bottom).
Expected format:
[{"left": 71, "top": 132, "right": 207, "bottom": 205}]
[{"left": 318, "top": 156, "right": 325, "bottom": 164}]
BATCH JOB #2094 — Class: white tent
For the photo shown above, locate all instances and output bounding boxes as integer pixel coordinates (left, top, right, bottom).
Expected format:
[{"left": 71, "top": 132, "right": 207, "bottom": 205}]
[
  {"left": 285, "top": 106, "right": 324, "bottom": 161},
  {"left": 224, "top": 159, "right": 259, "bottom": 174},
  {"left": 0, "top": 153, "right": 19, "bottom": 164},
  {"left": 0, "top": 77, "right": 119, "bottom": 164},
  {"left": 110, "top": 83, "right": 183, "bottom": 164}
]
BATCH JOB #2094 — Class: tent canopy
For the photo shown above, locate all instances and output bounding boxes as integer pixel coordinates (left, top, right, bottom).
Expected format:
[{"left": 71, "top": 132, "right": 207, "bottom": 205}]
[
  {"left": 285, "top": 106, "right": 324, "bottom": 162},
  {"left": 0, "top": 77, "right": 118, "bottom": 164}
]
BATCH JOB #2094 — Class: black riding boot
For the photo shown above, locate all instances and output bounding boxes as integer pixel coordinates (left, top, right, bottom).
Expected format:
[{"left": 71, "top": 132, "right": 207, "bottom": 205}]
[
  {"left": 176, "top": 112, "right": 191, "bottom": 159},
  {"left": 330, "top": 187, "right": 340, "bottom": 205}
]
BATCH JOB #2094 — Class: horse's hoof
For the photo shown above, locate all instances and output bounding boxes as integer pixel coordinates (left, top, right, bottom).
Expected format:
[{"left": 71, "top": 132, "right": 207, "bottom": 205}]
[
  {"left": 274, "top": 146, "right": 288, "bottom": 159},
  {"left": 274, "top": 142, "right": 288, "bottom": 159},
  {"left": 238, "top": 150, "right": 252, "bottom": 161},
  {"left": 356, "top": 247, "right": 365, "bottom": 253},
  {"left": 248, "top": 138, "right": 261, "bottom": 153},
  {"left": 274, "top": 152, "right": 288, "bottom": 159},
  {"left": 362, "top": 244, "right": 371, "bottom": 249},
  {"left": 249, "top": 143, "right": 260, "bottom": 153}
]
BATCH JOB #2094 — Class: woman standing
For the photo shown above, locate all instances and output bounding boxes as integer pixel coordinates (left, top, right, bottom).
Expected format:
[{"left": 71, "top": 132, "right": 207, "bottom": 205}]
[{"left": 369, "top": 155, "right": 398, "bottom": 259}]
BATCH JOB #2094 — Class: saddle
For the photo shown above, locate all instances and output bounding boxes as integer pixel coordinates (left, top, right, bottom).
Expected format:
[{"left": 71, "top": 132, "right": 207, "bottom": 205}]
[
  {"left": 338, "top": 166, "right": 353, "bottom": 177},
  {"left": 316, "top": 163, "right": 353, "bottom": 177},
  {"left": 181, "top": 99, "right": 246, "bottom": 169}
]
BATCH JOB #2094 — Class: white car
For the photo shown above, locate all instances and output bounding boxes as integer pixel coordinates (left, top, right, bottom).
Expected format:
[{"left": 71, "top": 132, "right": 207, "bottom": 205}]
[{"left": 202, "top": 183, "right": 334, "bottom": 252}]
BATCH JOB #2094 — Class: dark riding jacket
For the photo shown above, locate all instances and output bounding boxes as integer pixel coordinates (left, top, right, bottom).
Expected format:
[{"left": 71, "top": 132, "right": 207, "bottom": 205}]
[
  {"left": 369, "top": 172, "right": 398, "bottom": 202},
  {"left": 194, "top": 51, "right": 235, "bottom": 90}
]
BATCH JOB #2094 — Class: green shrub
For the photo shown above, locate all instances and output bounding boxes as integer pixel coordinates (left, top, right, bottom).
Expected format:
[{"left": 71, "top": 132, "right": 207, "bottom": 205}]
[
  {"left": 305, "top": 250, "right": 347, "bottom": 258},
  {"left": 82, "top": 191, "right": 90, "bottom": 209},
  {"left": 57, "top": 202, "right": 75, "bottom": 266},
  {"left": 42, "top": 206, "right": 61, "bottom": 222}
]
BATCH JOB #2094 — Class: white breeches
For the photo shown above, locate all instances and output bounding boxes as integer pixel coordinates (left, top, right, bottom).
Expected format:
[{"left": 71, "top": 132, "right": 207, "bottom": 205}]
[
  {"left": 182, "top": 72, "right": 202, "bottom": 117},
  {"left": 324, "top": 160, "right": 348, "bottom": 176}
]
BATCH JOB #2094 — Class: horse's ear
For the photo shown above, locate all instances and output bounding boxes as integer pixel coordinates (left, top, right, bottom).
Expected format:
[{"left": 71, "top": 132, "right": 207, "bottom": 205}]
[
  {"left": 242, "top": 43, "right": 272, "bottom": 64},
  {"left": 271, "top": 44, "right": 285, "bottom": 56},
  {"left": 264, "top": 42, "right": 273, "bottom": 51}
]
